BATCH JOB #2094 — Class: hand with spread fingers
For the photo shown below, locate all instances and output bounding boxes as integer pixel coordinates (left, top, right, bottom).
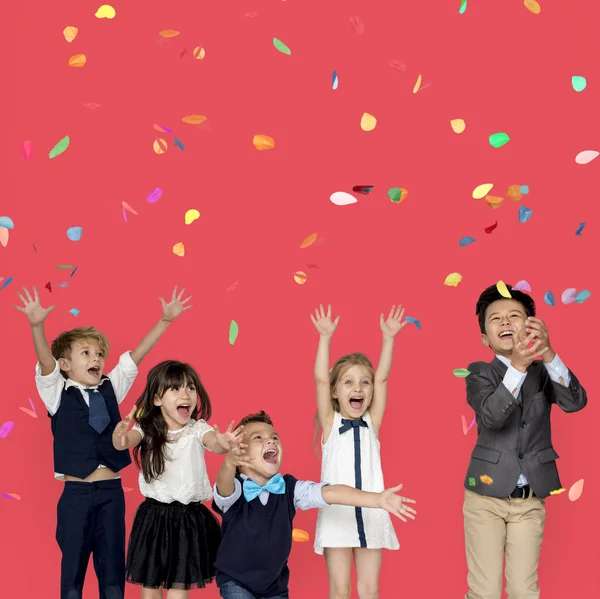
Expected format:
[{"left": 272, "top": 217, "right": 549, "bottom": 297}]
[
  {"left": 14, "top": 286, "right": 56, "bottom": 326},
  {"left": 378, "top": 483, "right": 418, "bottom": 523},
  {"left": 160, "top": 286, "right": 193, "bottom": 322},
  {"left": 380, "top": 305, "right": 407, "bottom": 339},
  {"left": 225, "top": 443, "right": 254, "bottom": 469},
  {"left": 310, "top": 304, "right": 340, "bottom": 338},
  {"left": 213, "top": 422, "right": 245, "bottom": 453}
]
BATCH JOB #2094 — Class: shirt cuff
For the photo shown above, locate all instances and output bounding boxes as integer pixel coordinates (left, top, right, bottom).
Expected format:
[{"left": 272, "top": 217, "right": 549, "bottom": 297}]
[
  {"left": 543, "top": 354, "right": 571, "bottom": 386},
  {"left": 35, "top": 359, "right": 60, "bottom": 382},
  {"left": 503, "top": 365, "right": 527, "bottom": 398},
  {"left": 213, "top": 479, "right": 242, "bottom": 512},
  {"left": 117, "top": 351, "right": 138, "bottom": 375}
]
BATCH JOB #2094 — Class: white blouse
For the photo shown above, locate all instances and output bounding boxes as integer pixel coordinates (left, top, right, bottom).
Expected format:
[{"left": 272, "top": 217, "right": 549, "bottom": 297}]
[{"left": 132, "top": 419, "right": 214, "bottom": 505}]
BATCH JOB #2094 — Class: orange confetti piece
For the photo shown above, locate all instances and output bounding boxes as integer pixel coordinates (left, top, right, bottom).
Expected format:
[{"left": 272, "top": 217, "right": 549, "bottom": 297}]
[
  {"left": 0, "top": 227, "right": 8, "bottom": 248},
  {"left": 360, "top": 113, "right": 377, "bottom": 131},
  {"left": 480, "top": 475, "right": 493, "bottom": 485},
  {"left": 507, "top": 185, "right": 523, "bottom": 202},
  {"left": 182, "top": 114, "right": 207, "bottom": 125},
  {"left": 485, "top": 195, "right": 504, "bottom": 209},
  {"left": 193, "top": 47, "right": 206, "bottom": 60},
  {"left": 122, "top": 201, "right": 139, "bottom": 216},
  {"left": 68, "top": 54, "right": 87, "bottom": 68},
  {"left": 253, "top": 134, "right": 275, "bottom": 150},
  {"left": 173, "top": 242, "right": 185, "bottom": 257},
  {"left": 524, "top": 0, "right": 541, "bottom": 15},
  {"left": 63, "top": 26, "right": 78, "bottom": 43},
  {"left": 450, "top": 119, "right": 466, "bottom": 134},
  {"left": 300, "top": 233, "right": 317, "bottom": 249},
  {"left": 159, "top": 30, "right": 180, "bottom": 38},
  {"left": 19, "top": 408, "right": 37, "bottom": 418},
  {"left": 292, "top": 529, "right": 310, "bottom": 542},
  {"left": 294, "top": 271, "right": 307, "bottom": 284},
  {"left": 461, "top": 415, "right": 468, "bottom": 435},
  {"left": 568, "top": 479, "right": 584, "bottom": 502},
  {"left": 413, "top": 74, "right": 422, "bottom": 93},
  {"left": 153, "top": 139, "right": 168, "bottom": 154}
]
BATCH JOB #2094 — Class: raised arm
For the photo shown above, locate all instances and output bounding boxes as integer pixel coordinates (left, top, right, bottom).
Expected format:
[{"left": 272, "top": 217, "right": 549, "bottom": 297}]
[
  {"left": 203, "top": 422, "right": 245, "bottom": 455},
  {"left": 112, "top": 406, "right": 142, "bottom": 450},
  {"left": 216, "top": 443, "right": 253, "bottom": 497}
]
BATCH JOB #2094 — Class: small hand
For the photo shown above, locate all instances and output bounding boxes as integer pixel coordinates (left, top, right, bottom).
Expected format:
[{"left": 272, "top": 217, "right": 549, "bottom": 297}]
[
  {"left": 14, "top": 287, "right": 56, "bottom": 326},
  {"left": 511, "top": 326, "right": 548, "bottom": 371},
  {"left": 525, "top": 317, "right": 555, "bottom": 361},
  {"left": 213, "top": 422, "right": 245, "bottom": 452},
  {"left": 160, "top": 286, "right": 192, "bottom": 322},
  {"left": 380, "top": 305, "right": 407, "bottom": 339},
  {"left": 115, "top": 406, "right": 136, "bottom": 448},
  {"left": 310, "top": 304, "right": 340, "bottom": 337},
  {"left": 225, "top": 443, "right": 254, "bottom": 468},
  {"left": 378, "top": 483, "right": 417, "bottom": 522}
]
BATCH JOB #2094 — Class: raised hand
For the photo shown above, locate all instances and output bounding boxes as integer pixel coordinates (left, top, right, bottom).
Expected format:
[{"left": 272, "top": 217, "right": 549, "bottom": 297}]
[
  {"left": 380, "top": 305, "right": 407, "bottom": 339},
  {"left": 225, "top": 443, "right": 254, "bottom": 468},
  {"left": 525, "top": 317, "right": 554, "bottom": 359},
  {"left": 310, "top": 304, "right": 340, "bottom": 337},
  {"left": 378, "top": 483, "right": 417, "bottom": 522},
  {"left": 213, "top": 422, "right": 245, "bottom": 452},
  {"left": 160, "top": 286, "right": 192, "bottom": 322},
  {"left": 14, "top": 287, "right": 56, "bottom": 326},
  {"left": 114, "top": 406, "right": 136, "bottom": 448},
  {"left": 511, "top": 326, "right": 548, "bottom": 371}
]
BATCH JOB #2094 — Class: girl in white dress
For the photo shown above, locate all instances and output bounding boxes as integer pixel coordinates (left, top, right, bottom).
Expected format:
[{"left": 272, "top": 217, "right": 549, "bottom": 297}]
[{"left": 310, "top": 305, "right": 417, "bottom": 598}]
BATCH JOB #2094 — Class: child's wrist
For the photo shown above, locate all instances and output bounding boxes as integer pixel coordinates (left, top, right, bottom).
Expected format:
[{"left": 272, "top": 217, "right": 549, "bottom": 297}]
[{"left": 160, "top": 316, "right": 172, "bottom": 324}]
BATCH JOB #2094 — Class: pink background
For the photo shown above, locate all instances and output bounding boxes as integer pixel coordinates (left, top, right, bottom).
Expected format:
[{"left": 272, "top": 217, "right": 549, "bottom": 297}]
[{"left": 3, "top": 1, "right": 599, "bottom": 597}]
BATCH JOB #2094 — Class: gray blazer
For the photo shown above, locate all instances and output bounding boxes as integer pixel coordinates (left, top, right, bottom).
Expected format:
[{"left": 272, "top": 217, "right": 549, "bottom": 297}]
[{"left": 463, "top": 358, "right": 587, "bottom": 499}]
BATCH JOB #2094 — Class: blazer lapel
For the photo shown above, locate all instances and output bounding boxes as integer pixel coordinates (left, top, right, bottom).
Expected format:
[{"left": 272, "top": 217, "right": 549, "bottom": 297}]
[{"left": 521, "top": 362, "right": 543, "bottom": 418}]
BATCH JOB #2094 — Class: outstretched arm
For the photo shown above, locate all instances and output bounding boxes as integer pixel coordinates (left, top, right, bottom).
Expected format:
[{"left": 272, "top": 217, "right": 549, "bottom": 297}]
[
  {"left": 216, "top": 444, "right": 253, "bottom": 497},
  {"left": 203, "top": 422, "right": 245, "bottom": 455},
  {"left": 112, "top": 406, "right": 142, "bottom": 450}
]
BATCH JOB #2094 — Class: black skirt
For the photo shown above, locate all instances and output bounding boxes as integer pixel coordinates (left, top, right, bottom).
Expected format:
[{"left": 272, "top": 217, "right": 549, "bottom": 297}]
[{"left": 126, "top": 498, "right": 221, "bottom": 590}]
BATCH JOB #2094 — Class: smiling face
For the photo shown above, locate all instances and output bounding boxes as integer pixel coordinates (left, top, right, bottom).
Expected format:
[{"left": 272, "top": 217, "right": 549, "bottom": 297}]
[
  {"left": 482, "top": 299, "right": 529, "bottom": 357},
  {"left": 153, "top": 377, "right": 197, "bottom": 430},
  {"left": 333, "top": 364, "right": 374, "bottom": 419},
  {"left": 238, "top": 421, "right": 282, "bottom": 485},
  {"left": 59, "top": 339, "right": 106, "bottom": 387}
]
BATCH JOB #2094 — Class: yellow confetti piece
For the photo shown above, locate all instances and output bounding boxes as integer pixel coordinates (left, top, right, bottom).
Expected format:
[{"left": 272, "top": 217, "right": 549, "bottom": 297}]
[
  {"left": 63, "top": 26, "right": 79, "bottom": 43},
  {"left": 153, "top": 139, "right": 168, "bottom": 154},
  {"left": 480, "top": 475, "right": 494, "bottom": 485},
  {"left": 173, "top": 242, "right": 185, "bottom": 257},
  {"left": 444, "top": 273, "right": 463, "bottom": 287},
  {"left": 294, "top": 271, "right": 307, "bottom": 284},
  {"left": 450, "top": 118, "right": 466, "bottom": 134},
  {"left": 496, "top": 281, "right": 512, "bottom": 298},
  {"left": 413, "top": 74, "right": 422, "bottom": 93},
  {"left": 550, "top": 488, "right": 566, "bottom": 496},
  {"left": 253, "top": 134, "right": 275, "bottom": 150},
  {"left": 185, "top": 209, "right": 200, "bottom": 225},
  {"left": 485, "top": 195, "right": 504, "bottom": 209},
  {"left": 292, "top": 529, "right": 310, "bottom": 542},
  {"left": 68, "top": 54, "right": 87, "bottom": 68},
  {"left": 472, "top": 184, "right": 494, "bottom": 199},
  {"left": 360, "top": 113, "right": 377, "bottom": 132},
  {"left": 135, "top": 408, "right": 144, "bottom": 419},
  {"left": 159, "top": 30, "right": 180, "bottom": 38},
  {"left": 524, "top": 0, "right": 541, "bottom": 15},
  {"left": 300, "top": 233, "right": 317, "bottom": 249},
  {"left": 95, "top": 4, "right": 116, "bottom": 19},
  {"left": 182, "top": 114, "right": 207, "bottom": 125},
  {"left": 193, "top": 46, "right": 206, "bottom": 60}
]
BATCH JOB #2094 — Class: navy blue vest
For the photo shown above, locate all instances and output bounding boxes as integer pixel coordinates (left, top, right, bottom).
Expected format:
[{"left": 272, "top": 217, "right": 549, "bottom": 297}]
[
  {"left": 212, "top": 473, "right": 298, "bottom": 597},
  {"left": 49, "top": 377, "right": 131, "bottom": 479}
]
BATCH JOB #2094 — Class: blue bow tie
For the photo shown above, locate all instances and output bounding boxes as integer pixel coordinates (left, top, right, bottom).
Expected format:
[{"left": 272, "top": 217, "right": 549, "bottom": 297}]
[
  {"left": 339, "top": 417, "right": 368, "bottom": 434},
  {"left": 243, "top": 473, "right": 286, "bottom": 502}
]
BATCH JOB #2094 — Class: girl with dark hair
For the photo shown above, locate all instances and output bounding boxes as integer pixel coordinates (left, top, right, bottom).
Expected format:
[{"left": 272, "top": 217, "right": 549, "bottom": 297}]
[{"left": 112, "top": 360, "right": 242, "bottom": 598}]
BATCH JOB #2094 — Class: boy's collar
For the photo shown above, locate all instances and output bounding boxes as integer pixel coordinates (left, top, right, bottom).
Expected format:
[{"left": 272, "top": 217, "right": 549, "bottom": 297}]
[{"left": 65, "top": 377, "right": 108, "bottom": 391}]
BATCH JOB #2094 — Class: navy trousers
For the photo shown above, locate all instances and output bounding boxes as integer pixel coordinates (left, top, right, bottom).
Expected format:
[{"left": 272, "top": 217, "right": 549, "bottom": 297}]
[{"left": 56, "top": 479, "right": 126, "bottom": 599}]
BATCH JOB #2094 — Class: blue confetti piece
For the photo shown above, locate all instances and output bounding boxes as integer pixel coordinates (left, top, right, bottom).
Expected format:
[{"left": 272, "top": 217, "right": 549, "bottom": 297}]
[
  {"left": 575, "top": 222, "right": 586, "bottom": 236},
  {"left": 405, "top": 316, "right": 421, "bottom": 330},
  {"left": 332, "top": 70, "right": 338, "bottom": 90},
  {"left": 70, "top": 266, "right": 78, "bottom": 277},
  {"left": 519, "top": 205, "right": 532, "bottom": 223},
  {"left": 57, "top": 282, "right": 69, "bottom": 288},
  {"left": 544, "top": 291, "right": 555, "bottom": 307},
  {"left": 459, "top": 236, "right": 476, "bottom": 247},
  {"left": 174, "top": 137, "right": 184, "bottom": 151},
  {"left": 0, "top": 216, "right": 14, "bottom": 230},
  {"left": 519, "top": 185, "right": 529, "bottom": 195},
  {"left": 67, "top": 226, "right": 83, "bottom": 241},
  {"left": 69, "top": 308, "right": 80, "bottom": 317},
  {"left": 0, "top": 276, "right": 14, "bottom": 291},
  {"left": 574, "top": 290, "right": 591, "bottom": 303}
]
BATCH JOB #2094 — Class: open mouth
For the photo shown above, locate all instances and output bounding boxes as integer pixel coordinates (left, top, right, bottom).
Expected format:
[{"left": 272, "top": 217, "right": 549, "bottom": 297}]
[
  {"left": 88, "top": 366, "right": 101, "bottom": 377},
  {"left": 263, "top": 447, "right": 278, "bottom": 465},
  {"left": 499, "top": 330, "right": 514, "bottom": 340},
  {"left": 176, "top": 404, "right": 191, "bottom": 417},
  {"left": 349, "top": 396, "right": 364, "bottom": 410}
]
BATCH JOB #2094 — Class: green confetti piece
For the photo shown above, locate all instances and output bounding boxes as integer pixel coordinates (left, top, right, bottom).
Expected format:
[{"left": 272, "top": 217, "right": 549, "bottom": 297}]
[
  {"left": 56, "top": 265, "right": 74, "bottom": 269},
  {"left": 49, "top": 135, "right": 70, "bottom": 159},
  {"left": 387, "top": 187, "right": 401, "bottom": 202},
  {"left": 488, "top": 132, "right": 510, "bottom": 148},
  {"left": 468, "top": 477, "right": 476, "bottom": 487},
  {"left": 459, "top": 0, "right": 467, "bottom": 14},
  {"left": 273, "top": 37, "right": 291, "bottom": 56},
  {"left": 229, "top": 320, "right": 239, "bottom": 345},
  {"left": 453, "top": 368, "right": 471, "bottom": 378},
  {"left": 572, "top": 76, "right": 587, "bottom": 92}
]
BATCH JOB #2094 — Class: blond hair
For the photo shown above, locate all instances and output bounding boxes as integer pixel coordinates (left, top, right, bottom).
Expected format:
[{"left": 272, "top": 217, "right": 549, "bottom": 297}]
[{"left": 51, "top": 327, "right": 110, "bottom": 378}]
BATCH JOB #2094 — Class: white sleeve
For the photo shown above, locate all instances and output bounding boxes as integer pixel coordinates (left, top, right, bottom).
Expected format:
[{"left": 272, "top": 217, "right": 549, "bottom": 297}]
[
  {"left": 194, "top": 419, "right": 215, "bottom": 447},
  {"left": 132, "top": 423, "right": 144, "bottom": 438},
  {"left": 213, "top": 478, "right": 243, "bottom": 513},
  {"left": 35, "top": 359, "right": 65, "bottom": 416},
  {"left": 106, "top": 351, "right": 139, "bottom": 404}
]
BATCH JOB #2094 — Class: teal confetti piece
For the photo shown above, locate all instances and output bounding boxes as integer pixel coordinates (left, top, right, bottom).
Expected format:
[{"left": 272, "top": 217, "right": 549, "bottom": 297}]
[
  {"left": 273, "top": 38, "right": 291, "bottom": 55},
  {"left": 572, "top": 76, "right": 587, "bottom": 92},
  {"left": 49, "top": 135, "right": 70, "bottom": 159},
  {"left": 174, "top": 137, "right": 184, "bottom": 151},
  {"left": 519, "top": 205, "right": 532, "bottom": 223},
  {"left": 332, "top": 71, "right": 338, "bottom": 90},
  {"left": 405, "top": 316, "right": 421, "bottom": 330},
  {"left": 574, "top": 290, "right": 591, "bottom": 303},
  {"left": 468, "top": 477, "right": 476, "bottom": 487},
  {"left": 459, "top": 236, "right": 476, "bottom": 247},
  {"left": 520, "top": 185, "right": 529, "bottom": 194},
  {"left": 69, "top": 308, "right": 80, "bottom": 316},
  {"left": 575, "top": 222, "right": 586, "bottom": 236},
  {"left": 544, "top": 291, "right": 555, "bottom": 307},
  {"left": 0, "top": 216, "right": 14, "bottom": 229},
  {"left": 229, "top": 320, "right": 239, "bottom": 345},
  {"left": 489, "top": 132, "right": 510, "bottom": 148},
  {"left": 0, "top": 276, "right": 14, "bottom": 291},
  {"left": 459, "top": 0, "right": 467, "bottom": 14},
  {"left": 67, "top": 227, "right": 82, "bottom": 241},
  {"left": 453, "top": 368, "right": 471, "bottom": 378}
]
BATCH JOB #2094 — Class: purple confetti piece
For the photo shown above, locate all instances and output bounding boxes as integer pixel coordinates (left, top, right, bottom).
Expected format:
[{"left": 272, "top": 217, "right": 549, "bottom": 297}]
[
  {"left": 156, "top": 124, "right": 173, "bottom": 133},
  {"left": 122, "top": 207, "right": 128, "bottom": 223},
  {"left": 561, "top": 288, "right": 577, "bottom": 305},
  {"left": 146, "top": 188, "right": 163, "bottom": 204},
  {"left": 0, "top": 421, "right": 14, "bottom": 438},
  {"left": 513, "top": 280, "right": 531, "bottom": 292},
  {"left": 467, "top": 416, "right": 476, "bottom": 432},
  {"left": 2, "top": 494, "right": 18, "bottom": 500},
  {"left": 29, "top": 397, "right": 35, "bottom": 411}
]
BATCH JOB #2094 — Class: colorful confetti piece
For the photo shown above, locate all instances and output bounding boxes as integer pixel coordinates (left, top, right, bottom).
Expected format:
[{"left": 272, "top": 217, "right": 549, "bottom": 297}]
[
  {"left": 550, "top": 488, "right": 566, "bottom": 496},
  {"left": 389, "top": 60, "right": 407, "bottom": 73},
  {"left": 330, "top": 192, "right": 357, "bottom": 206},
  {"left": 0, "top": 217, "right": 14, "bottom": 230},
  {"left": 513, "top": 280, "right": 531, "bottom": 292},
  {"left": 387, "top": 187, "right": 408, "bottom": 203},
  {"left": 459, "top": 236, "right": 476, "bottom": 247},
  {"left": 459, "top": 0, "right": 467, "bottom": 14},
  {"left": 489, "top": 132, "right": 510, "bottom": 148},
  {"left": 66, "top": 227, "right": 82, "bottom": 241},
  {"left": 450, "top": 119, "right": 466, "bottom": 134},
  {"left": 95, "top": 4, "right": 116, "bottom": 19},
  {"left": 0, "top": 277, "right": 14, "bottom": 291},
  {"left": 349, "top": 15, "right": 365, "bottom": 34},
  {"left": 45, "top": 282, "right": 52, "bottom": 293},
  {"left": 0, "top": 228, "right": 8, "bottom": 248},
  {"left": 300, "top": 233, "right": 318, "bottom": 249},
  {"left": 453, "top": 369, "right": 470, "bottom": 378},
  {"left": 68, "top": 54, "right": 86, "bottom": 67},
  {"left": 575, "top": 222, "right": 586, "bottom": 236},
  {"left": 273, "top": 38, "right": 291, "bottom": 55},
  {"left": 575, "top": 150, "right": 599, "bottom": 164},
  {"left": 520, "top": 186, "right": 529, "bottom": 194},
  {"left": 561, "top": 288, "right": 577, "bottom": 305},
  {"left": 468, "top": 477, "right": 476, "bottom": 487},
  {"left": 294, "top": 271, "right": 307, "bottom": 284},
  {"left": 185, "top": 209, "right": 200, "bottom": 225},
  {"left": 332, "top": 71, "right": 339, "bottom": 90},
  {"left": 461, "top": 415, "right": 476, "bottom": 435},
  {"left": 292, "top": 529, "right": 310, "bottom": 542},
  {"left": 253, "top": 135, "right": 275, "bottom": 150},
  {"left": 57, "top": 265, "right": 73, "bottom": 269},
  {"left": 20, "top": 141, "right": 33, "bottom": 159},
  {"left": 153, "top": 138, "right": 168, "bottom": 154},
  {"left": 413, "top": 74, "right": 422, "bottom": 94},
  {"left": 173, "top": 242, "right": 185, "bottom": 257},
  {"left": 2, "top": 494, "right": 21, "bottom": 501},
  {"left": 146, "top": 188, "right": 163, "bottom": 204},
  {"left": 519, "top": 206, "right": 532, "bottom": 223},
  {"left": 122, "top": 201, "right": 139, "bottom": 223},
  {"left": 70, "top": 266, "right": 78, "bottom": 277},
  {"left": 574, "top": 290, "right": 591, "bottom": 303},
  {"left": 524, "top": 0, "right": 541, "bottom": 15},
  {"left": 69, "top": 308, "right": 80, "bottom": 316},
  {"left": 507, "top": 185, "right": 522, "bottom": 202},
  {"left": 0, "top": 421, "right": 14, "bottom": 438},
  {"left": 444, "top": 273, "right": 463, "bottom": 287},
  {"left": 352, "top": 186, "right": 373, "bottom": 195},
  {"left": 49, "top": 136, "right": 70, "bottom": 159},
  {"left": 480, "top": 475, "right": 494, "bottom": 485},
  {"left": 360, "top": 113, "right": 377, "bottom": 131},
  {"left": 572, "top": 76, "right": 587, "bottom": 92},
  {"left": 568, "top": 479, "right": 584, "bottom": 502},
  {"left": 473, "top": 184, "right": 493, "bottom": 199},
  {"left": 182, "top": 115, "right": 207, "bottom": 125},
  {"left": 544, "top": 291, "right": 555, "bottom": 307},
  {"left": 405, "top": 316, "right": 421, "bottom": 329},
  {"left": 229, "top": 320, "right": 239, "bottom": 345},
  {"left": 193, "top": 47, "right": 206, "bottom": 60},
  {"left": 485, "top": 196, "right": 504, "bottom": 210},
  {"left": 159, "top": 30, "right": 180, "bottom": 38},
  {"left": 174, "top": 138, "right": 184, "bottom": 151},
  {"left": 484, "top": 221, "right": 498, "bottom": 234},
  {"left": 496, "top": 281, "right": 512, "bottom": 298},
  {"left": 63, "top": 26, "right": 78, "bottom": 43},
  {"left": 154, "top": 124, "right": 172, "bottom": 134}
]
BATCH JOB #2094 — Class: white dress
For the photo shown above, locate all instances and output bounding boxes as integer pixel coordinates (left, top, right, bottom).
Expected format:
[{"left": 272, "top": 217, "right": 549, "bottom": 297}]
[{"left": 314, "top": 411, "right": 399, "bottom": 554}]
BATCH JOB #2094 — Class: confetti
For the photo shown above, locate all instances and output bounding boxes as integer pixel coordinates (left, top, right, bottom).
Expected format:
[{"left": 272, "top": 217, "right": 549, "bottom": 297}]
[
  {"left": 182, "top": 115, "right": 207, "bottom": 125},
  {"left": 352, "top": 186, "right": 373, "bottom": 195},
  {"left": 49, "top": 135, "right": 70, "bottom": 159},
  {"left": 459, "top": 0, "right": 467, "bottom": 14},
  {"left": 292, "top": 529, "right": 310, "bottom": 542},
  {"left": 472, "top": 184, "right": 493, "bottom": 199},
  {"left": 0, "top": 421, "right": 14, "bottom": 439},
  {"left": 568, "top": 479, "right": 584, "bottom": 502},
  {"left": 95, "top": 4, "right": 116, "bottom": 18},
  {"left": 193, "top": 47, "right": 206, "bottom": 60},
  {"left": 293, "top": 271, "right": 307, "bottom": 284},
  {"left": 185, "top": 209, "right": 200, "bottom": 225},
  {"left": 253, "top": 135, "right": 275, "bottom": 150},
  {"left": 524, "top": 0, "right": 541, "bottom": 15},
  {"left": 68, "top": 54, "right": 87, "bottom": 68},
  {"left": 575, "top": 222, "right": 586, "bottom": 236},
  {"left": 450, "top": 119, "right": 466, "bottom": 134},
  {"left": 174, "top": 138, "right": 184, "bottom": 151},
  {"left": 83, "top": 103, "right": 101, "bottom": 109},
  {"left": 0, "top": 228, "right": 8, "bottom": 248},
  {"left": 389, "top": 60, "right": 407, "bottom": 73},
  {"left": 71, "top": 266, "right": 78, "bottom": 277},
  {"left": 349, "top": 15, "right": 365, "bottom": 34},
  {"left": 574, "top": 290, "right": 591, "bottom": 303},
  {"left": 459, "top": 236, "right": 476, "bottom": 247},
  {"left": 273, "top": 38, "right": 291, "bottom": 55},
  {"left": 332, "top": 71, "right": 338, "bottom": 90},
  {"left": 173, "top": 242, "right": 185, "bottom": 257},
  {"left": 484, "top": 221, "right": 498, "bottom": 234},
  {"left": 329, "top": 192, "right": 357, "bottom": 206},
  {"left": 0, "top": 277, "right": 14, "bottom": 291},
  {"left": 57, "top": 265, "right": 73, "bottom": 269},
  {"left": 453, "top": 369, "right": 470, "bottom": 378},
  {"left": 444, "top": 273, "right": 463, "bottom": 287},
  {"left": 229, "top": 320, "right": 239, "bottom": 345},
  {"left": 405, "top": 316, "right": 421, "bottom": 329},
  {"left": 575, "top": 150, "right": 599, "bottom": 164},
  {"left": 507, "top": 185, "right": 522, "bottom": 202},
  {"left": 123, "top": 487, "right": 133, "bottom": 493},
  {"left": 468, "top": 477, "right": 476, "bottom": 487},
  {"left": 544, "top": 291, "right": 555, "bottom": 307},
  {"left": 413, "top": 74, "right": 422, "bottom": 93},
  {"left": 146, "top": 188, "right": 163, "bottom": 204},
  {"left": 572, "top": 76, "right": 587, "bottom": 92},
  {"left": 0, "top": 217, "right": 14, "bottom": 230},
  {"left": 69, "top": 308, "right": 80, "bottom": 316},
  {"left": 300, "top": 233, "right": 317, "bottom": 249},
  {"left": 153, "top": 139, "right": 168, "bottom": 154},
  {"left": 159, "top": 30, "right": 180, "bottom": 38},
  {"left": 180, "top": 49, "right": 188, "bottom": 58},
  {"left": 513, "top": 280, "right": 531, "bottom": 292},
  {"left": 519, "top": 206, "right": 532, "bottom": 223},
  {"left": 480, "top": 475, "right": 493, "bottom": 485},
  {"left": 485, "top": 195, "right": 504, "bottom": 210},
  {"left": 226, "top": 281, "right": 239, "bottom": 292},
  {"left": 387, "top": 187, "right": 408, "bottom": 203},
  {"left": 496, "top": 281, "right": 512, "bottom": 298},
  {"left": 122, "top": 202, "right": 139, "bottom": 223},
  {"left": 520, "top": 186, "right": 529, "bottom": 194},
  {"left": 19, "top": 397, "right": 37, "bottom": 419},
  {"left": 20, "top": 141, "right": 33, "bottom": 159},
  {"left": 561, "top": 288, "right": 577, "bottom": 304},
  {"left": 63, "top": 26, "right": 78, "bottom": 43},
  {"left": 489, "top": 133, "right": 510, "bottom": 148},
  {"left": 154, "top": 124, "right": 172, "bottom": 134},
  {"left": 461, "top": 415, "right": 469, "bottom": 435},
  {"left": 45, "top": 282, "right": 52, "bottom": 293},
  {"left": 2, "top": 494, "right": 21, "bottom": 501},
  {"left": 360, "top": 113, "right": 377, "bottom": 131},
  {"left": 550, "top": 488, "right": 566, "bottom": 496},
  {"left": 66, "top": 227, "right": 83, "bottom": 241}
]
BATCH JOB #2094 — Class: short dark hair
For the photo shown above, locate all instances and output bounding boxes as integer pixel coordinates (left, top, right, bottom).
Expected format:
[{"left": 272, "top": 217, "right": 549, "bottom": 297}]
[
  {"left": 235, "top": 410, "right": 273, "bottom": 431},
  {"left": 476, "top": 284, "right": 536, "bottom": 334}
]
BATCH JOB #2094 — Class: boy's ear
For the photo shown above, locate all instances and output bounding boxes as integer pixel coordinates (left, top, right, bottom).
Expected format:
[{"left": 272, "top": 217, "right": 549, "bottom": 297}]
[
  {"left": 58, "top": 357, "right": 71, "bottom": 372},
  {"left": 481, "top": 333, "right": 490, "bottom": 347}
]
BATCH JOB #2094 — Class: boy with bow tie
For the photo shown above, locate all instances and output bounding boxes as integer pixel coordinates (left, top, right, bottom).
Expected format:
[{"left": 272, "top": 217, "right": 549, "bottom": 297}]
[{"left": 212, "top": 411, "right": 417, "bottom": 599}]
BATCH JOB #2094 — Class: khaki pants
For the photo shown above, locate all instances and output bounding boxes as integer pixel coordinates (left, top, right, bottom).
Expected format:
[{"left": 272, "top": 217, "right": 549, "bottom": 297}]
[{"left": 463, "top": 489, "right": 546, "bottom": 599}]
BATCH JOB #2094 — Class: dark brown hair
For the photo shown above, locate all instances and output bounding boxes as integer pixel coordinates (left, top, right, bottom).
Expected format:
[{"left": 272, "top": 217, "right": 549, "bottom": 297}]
[
  {"left": 133, "top": 360, "right": 211, "bottom": 483},
  {"left": 476, "top": 284, "right": 536, "bottom": 334},
  {"left": 51, "top": 327, "right": 110, "bottom": 379},
  {"left": 234, "top": 410, "right": 273, "bottom": 432}
]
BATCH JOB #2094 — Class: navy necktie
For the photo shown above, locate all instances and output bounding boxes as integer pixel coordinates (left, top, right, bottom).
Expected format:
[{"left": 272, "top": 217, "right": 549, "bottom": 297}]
[{"left": 88, "top": 388, "right": 110, "bottom": 434}]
